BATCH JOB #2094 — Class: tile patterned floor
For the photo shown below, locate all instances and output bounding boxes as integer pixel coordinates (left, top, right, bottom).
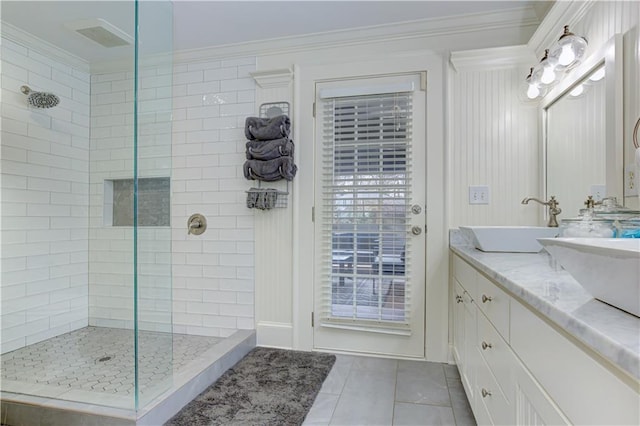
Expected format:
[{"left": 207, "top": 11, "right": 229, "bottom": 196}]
[
  {"left": 0, "top": 327, "right": 221, "bottom": 405},
  {"left": 304, "top": 355, "right": 476, "bottom": 426}
]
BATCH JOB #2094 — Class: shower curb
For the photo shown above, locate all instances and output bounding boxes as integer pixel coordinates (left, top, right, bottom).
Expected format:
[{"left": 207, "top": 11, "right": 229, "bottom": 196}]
[{"left": 0, "top": 330, "right": 256, "bottom": 426}]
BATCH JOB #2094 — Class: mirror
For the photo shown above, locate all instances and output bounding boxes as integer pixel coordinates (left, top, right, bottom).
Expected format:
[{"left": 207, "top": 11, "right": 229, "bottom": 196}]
[{"left": 543, "top": 35, "right": 623, "bottom": 218}]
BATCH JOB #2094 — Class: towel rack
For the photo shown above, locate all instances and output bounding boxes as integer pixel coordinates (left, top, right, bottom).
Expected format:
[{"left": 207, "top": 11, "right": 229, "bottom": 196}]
[
  {"left": 243, "top": 101, "right": 293, "bottom": 210},
  {"left": 246, "top": 182, "right": 289, "bottom": 209},
  {"left": 259, "top": 101, "right": 290, "bottom": 119}
]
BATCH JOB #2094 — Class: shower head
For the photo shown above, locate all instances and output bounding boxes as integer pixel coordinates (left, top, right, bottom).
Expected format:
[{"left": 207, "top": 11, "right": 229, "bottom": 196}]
[{"left": 20, "top": 85, "right": 60, "bottom": 109}]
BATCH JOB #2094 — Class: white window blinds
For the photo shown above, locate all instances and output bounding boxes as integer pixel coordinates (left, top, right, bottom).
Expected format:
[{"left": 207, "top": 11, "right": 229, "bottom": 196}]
[{"left": 319, "top": 91, "right": 413, "bottom": 332}]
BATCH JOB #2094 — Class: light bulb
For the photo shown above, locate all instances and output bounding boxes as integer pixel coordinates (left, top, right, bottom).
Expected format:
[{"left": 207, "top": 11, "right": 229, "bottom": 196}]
[
  {"left": 526, "top": 84, "right": 540, "bottom": 99},
  {"left": 540, "top": 66, "right": 556, "bottom": 84},
  {"left": 570, "top": 85, "right": 584, "bottom": 97},
  {"left": 549, "top": 26, "right": 588, "bottom": 71},
  {"left": 589, "top": 67, "right": 605, "bottom": 81},
  {"left": 558, "top": 44, "right": 576, "bottom": 66}
]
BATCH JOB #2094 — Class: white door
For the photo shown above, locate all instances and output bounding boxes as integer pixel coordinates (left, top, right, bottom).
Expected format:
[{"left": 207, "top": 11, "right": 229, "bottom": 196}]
[{"left": 313, "top": 74, "right": 426, "bottom": 358}]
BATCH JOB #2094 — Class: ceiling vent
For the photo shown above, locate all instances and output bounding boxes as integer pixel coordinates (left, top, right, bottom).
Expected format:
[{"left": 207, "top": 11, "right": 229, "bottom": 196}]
[{"left": 65, "top": 18, "right": 133, "bottom": 48}]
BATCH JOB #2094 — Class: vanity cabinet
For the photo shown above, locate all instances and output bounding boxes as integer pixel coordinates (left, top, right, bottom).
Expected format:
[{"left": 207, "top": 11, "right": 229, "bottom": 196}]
[
  {"left": 453, "top": 254, "right": 517, "bottom": 425},
  {"left": 452, "top": 256, "right": 478, "bottom": 402},
  {"left": 451, "top": 253, "right": 639, "bottom": 425}
]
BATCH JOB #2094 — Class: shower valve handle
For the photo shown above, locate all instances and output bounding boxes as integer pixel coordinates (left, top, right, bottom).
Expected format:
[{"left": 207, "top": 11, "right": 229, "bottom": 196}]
[{"left": 187, "top": 214, "right": 207, "bottom": 235}]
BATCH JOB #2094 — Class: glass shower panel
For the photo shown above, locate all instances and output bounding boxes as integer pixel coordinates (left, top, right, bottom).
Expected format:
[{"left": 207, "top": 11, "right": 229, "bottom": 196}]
[
  {"left": 134, "top": 0, "right": 174, "bottom": 408},
  {"left": 87, "top": 0, "right": 138, "bottom": 410},
  {"left": 1, "top": 0, "right": 139, "bottom": 411}
]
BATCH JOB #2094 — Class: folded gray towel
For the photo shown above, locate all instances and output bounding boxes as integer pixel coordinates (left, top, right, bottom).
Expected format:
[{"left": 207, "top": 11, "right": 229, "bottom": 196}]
[
  {"left": 246, "top": 138, "right": 295, "bottom": 161},
  {"left": 246, "top": 189, "right": 259, "bottom": 208},
  {"left": 244, "top": 156, "right": 297, "bottom": 182},
  {"left": 245, "top": 115, "right": 291, "bottom": 141},
  {"left": 255, "top": 189, "right": 278, "bottom": 210}
]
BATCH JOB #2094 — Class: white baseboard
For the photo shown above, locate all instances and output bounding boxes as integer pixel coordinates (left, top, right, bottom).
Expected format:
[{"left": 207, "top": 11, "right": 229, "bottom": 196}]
[{"left": 256, "top": 321, "right": 293, "bottom": 349}]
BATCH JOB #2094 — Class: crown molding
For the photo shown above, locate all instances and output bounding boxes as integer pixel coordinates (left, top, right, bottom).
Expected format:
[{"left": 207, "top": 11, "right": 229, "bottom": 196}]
[
  {"left": 173, "top": 6, "right": 540, "bottom": 65},
  {"left": 0, "top": 22, "right": 90, "bottom": 73},
  {"left": 450, "top": 45, "right": 537, "bottom": 72},
  {"left": 250, "top": 69, "right": 293, "bottom": 89},
  {"left": 17, "top": 6, "right": 540, "bottom": 75},
  {"left": 527, "top": 0, "right": 596, "bottom": 56}
]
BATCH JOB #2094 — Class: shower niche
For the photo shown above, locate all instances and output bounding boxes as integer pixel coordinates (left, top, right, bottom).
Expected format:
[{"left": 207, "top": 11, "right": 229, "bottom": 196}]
[{"left": 103, "top": 177, "right": 171, "bottom": 227}]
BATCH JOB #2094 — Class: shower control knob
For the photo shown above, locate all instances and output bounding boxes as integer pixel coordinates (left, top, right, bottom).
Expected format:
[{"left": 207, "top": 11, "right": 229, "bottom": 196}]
[{"left": 188, "top": 213, "right": 207, "bottom": 235}]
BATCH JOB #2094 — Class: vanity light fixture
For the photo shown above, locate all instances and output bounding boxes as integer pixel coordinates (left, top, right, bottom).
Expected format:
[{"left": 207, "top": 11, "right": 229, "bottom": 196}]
[
  {"left": 549, "top": 26, "right": 588, "bottom": 71},
  {"left": 523, "top": 25, "right": 588, "bottom": 100},
  {"left": 525, "top": 67, "right": 541, "bottom": 99},
  {"left": 533, "top": 49, "right": 559, "bottom": 86}
]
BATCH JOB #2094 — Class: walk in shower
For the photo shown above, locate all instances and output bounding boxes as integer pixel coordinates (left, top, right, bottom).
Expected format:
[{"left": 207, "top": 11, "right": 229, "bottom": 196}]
[{"left": 1, "top": 1, "right": 253, "bottom": 424}]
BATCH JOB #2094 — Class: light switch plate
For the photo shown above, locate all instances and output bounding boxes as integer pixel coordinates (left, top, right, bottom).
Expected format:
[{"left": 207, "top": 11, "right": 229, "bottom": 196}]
[{"left": 469, "top": 185, "right": 490, "bottom": 205}]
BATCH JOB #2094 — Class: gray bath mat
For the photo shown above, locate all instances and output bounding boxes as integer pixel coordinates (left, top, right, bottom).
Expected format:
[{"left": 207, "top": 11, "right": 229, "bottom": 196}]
[{"left": 164, "top": 347, "right": 336, "bottom": 426}]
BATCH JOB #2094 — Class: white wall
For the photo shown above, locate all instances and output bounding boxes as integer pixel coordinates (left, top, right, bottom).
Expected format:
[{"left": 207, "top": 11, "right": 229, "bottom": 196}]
[
  {"left": 88, "top": 66, "right": 174, "bottom": 331},
  {"left": 249, "top": 0, "right": 640, "bottom": 359},
  {"left": 249, "top": 9, "right": 539, "bottom": 360},
  {"left": 1, "top": 36, "right": 90, "bottom": 353},
  {"left": 88, "top": 57, "right": 256, "bottom": 337},
  {"left": 448, "top": 0, "right": 640, "bottom": 228},
  {"left": 448, "top": 61, "right": 540, "bottom": 228},
  {"left": 170, "top": 57, "right": 256, "bottom": 337}
]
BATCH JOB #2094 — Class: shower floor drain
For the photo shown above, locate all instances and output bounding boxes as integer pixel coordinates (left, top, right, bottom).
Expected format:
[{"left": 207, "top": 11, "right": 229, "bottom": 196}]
[{"left": 96, "top": 355, "right": 114, "bottom": 363}]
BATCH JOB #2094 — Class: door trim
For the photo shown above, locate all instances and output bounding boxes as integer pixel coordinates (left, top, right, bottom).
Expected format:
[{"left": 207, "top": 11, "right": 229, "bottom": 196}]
[{"left": 292, "top": 53, "right": 448, "bottom": 362}]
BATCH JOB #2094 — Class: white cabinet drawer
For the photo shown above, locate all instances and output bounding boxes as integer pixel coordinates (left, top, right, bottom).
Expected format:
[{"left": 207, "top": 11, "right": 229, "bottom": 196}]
[
  {"left": 476, "top": 351, "right": 513, "bottom": 426},
  {"left": 454, "top": 255, "right": 477, "bottom": 300},
  {"left": 474, "top": 390, "right": 494, "bottom": 426},
  {"left": 476, "top": 273, "right": 510, "bottom": 342},
  {"left": 511, "top": 300, "right": 640, "bottom": 425},
  {"left": 514, "top": 355, "right": 570, "bottom": 426},
  {"left": 477, "top": 311, "right": 515, "bottom": 402}
]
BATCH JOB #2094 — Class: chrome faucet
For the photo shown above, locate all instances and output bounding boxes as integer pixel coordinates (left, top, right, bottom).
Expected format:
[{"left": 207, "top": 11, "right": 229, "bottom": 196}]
[{"left": 521, "top": 196, "right": 562, "bottom": 227}]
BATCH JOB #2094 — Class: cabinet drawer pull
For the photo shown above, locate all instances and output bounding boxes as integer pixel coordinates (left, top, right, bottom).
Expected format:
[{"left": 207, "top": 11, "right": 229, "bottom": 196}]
[
  {"left": 482, "top": 294, "right": 493, "bottom": 303},
  {"left": 456, "top": 295, "right": 463, "bottom": 303},
  {"left": 481, "top": 388, "right": 492, "bottom": 398},
  {"left": 481, "top": 341, "right": 492, "bottom": 350}
]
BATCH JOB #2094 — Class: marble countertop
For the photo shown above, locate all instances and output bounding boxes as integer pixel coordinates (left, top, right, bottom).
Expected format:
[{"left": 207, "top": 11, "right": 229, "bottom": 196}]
[{"left": 449, "top": 230, "right": 640, "bottom": 381}]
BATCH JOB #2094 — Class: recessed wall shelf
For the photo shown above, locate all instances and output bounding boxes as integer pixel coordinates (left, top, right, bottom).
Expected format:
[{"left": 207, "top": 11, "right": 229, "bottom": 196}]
[{"left": 104, "top": 177, "right": 170, "bottom": 226}]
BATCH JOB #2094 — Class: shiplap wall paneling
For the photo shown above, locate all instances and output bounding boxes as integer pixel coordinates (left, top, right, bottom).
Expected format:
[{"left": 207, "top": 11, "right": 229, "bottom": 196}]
[{"left": 449, "top": 65, "right": 539, "bottom": 228}]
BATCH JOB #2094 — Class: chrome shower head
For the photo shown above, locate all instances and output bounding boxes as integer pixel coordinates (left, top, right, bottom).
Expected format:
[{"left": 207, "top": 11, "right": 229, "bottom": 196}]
[{"left": 20, "top": 85, "right": 60, "bottom": 109}]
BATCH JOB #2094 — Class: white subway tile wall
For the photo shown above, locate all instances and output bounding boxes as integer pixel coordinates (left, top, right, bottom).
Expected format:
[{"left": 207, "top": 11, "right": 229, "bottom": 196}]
[
  {"left": 171, "top": 57, "right": 257, "bottom": 338},
  {"left": 89, "top": 57, "right": 256, "bottom": 337},
  {"left": 1, "top": 37, "right": 90, "bottom": 354}
]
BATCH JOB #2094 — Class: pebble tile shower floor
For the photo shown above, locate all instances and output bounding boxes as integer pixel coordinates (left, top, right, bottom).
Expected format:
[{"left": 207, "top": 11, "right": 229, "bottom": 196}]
[{"left": 0, "top": 327, "right": 221, "bottom": 408}]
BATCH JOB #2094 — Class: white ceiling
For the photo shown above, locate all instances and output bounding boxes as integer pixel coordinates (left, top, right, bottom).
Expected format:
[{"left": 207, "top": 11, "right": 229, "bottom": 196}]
[{"left": 1, "top": 1, "right": 550, "bottom": 63}]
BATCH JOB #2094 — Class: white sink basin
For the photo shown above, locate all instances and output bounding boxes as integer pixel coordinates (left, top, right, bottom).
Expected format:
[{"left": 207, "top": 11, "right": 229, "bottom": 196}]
[
  {"left": 460, "top": 226, "right": 560, "bottom": 253},
  {"left": 538, "top": 238, "right": 640, "bottom": 317}
]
